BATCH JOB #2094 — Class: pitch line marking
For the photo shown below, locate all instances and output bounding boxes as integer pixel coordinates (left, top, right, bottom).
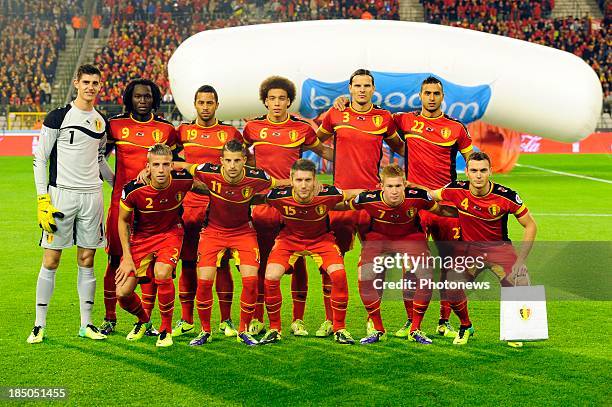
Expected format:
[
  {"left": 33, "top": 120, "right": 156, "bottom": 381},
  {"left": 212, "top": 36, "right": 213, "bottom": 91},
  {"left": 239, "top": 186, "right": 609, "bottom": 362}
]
[{"left": 515, "top": 163, "right": 612, "bottom": 184}]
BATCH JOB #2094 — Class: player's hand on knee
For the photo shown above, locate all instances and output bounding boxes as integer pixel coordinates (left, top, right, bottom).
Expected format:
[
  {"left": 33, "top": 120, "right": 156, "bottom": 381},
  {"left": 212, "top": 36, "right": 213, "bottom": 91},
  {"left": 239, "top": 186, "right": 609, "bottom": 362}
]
[
  {"left": 116, "top": 259, "right": 135, "bottom": 287},
  {"left": 37, "top": 193, "right": 64, "bottom": 233},
  {"left": 510, "top": 261, "right": 528, "bottom": 286}
]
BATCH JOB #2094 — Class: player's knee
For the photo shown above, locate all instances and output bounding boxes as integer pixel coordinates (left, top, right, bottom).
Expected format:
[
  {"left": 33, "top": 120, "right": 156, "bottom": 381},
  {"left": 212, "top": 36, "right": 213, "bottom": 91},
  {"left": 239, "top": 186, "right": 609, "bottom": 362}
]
[
  {"left": 116, "top": 285, "right": 133, "bottom": 299},
  {"left": 77, "top": 250, "right": 95, "bottom": 267},
  {"left": 42, "top": 249, "right": 61, "bottom": 270},
  {"left": 155, "top": 266, "right": 173, "bottom": 280}
]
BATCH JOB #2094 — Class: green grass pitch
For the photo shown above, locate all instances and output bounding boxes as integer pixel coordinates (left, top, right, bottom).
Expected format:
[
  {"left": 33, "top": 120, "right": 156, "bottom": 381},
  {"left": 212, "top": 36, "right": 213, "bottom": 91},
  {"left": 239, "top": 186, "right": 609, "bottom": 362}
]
[{"left": 1, "top": 154, "right": 610, "bottom": 405}]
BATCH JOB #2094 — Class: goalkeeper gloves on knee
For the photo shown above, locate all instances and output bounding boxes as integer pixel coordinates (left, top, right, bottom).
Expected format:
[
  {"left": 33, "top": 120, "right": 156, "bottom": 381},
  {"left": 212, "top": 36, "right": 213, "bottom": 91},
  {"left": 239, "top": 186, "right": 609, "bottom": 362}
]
[{"left": 37, "top": 194, "right": 64, "bottom": 233}]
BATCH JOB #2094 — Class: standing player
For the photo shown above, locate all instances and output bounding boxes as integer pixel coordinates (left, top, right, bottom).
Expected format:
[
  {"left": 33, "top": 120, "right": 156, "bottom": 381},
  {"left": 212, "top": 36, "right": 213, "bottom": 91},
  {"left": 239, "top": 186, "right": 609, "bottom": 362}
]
[
  {"left": 346, "top": 164, "right": 457, "bottom": 345},
  {"left": 100, "top": 79, "right": 178, "bottom": 336},
  {"left": 242, "top": 76, "right": 333, "bottom": 337},
  {"left": 430, "top": 151, "right": 537, "bottom": 345},
  {"left": 258, "top": 159, "right": 361, "bottom": 345},
  {"left": 172, "top": 85, "right": 243, "bottom": 338},
  {"left": 115, "top": 144, "right": 197, "bottom": 347},
  {"left": 28, "top": 64, "right": 112, "bottom": 343},
  {"left": 174, "top": 140, "right": 281, "bottom": 346},
  {"left": 392, "top": 76, "right": 475, "bottom": 339},
  {"left": 316, "top": 68, "right": 404, "bottom": 336}
]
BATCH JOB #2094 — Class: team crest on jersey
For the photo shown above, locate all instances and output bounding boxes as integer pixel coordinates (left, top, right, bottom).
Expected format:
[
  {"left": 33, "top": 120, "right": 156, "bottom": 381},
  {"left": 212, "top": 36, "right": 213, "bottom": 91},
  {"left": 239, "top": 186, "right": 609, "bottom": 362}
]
[
  {"left": 488, "top": 204, "right": 500, "bottom": 216},
  {"left": 372, "top": 115, "right": 383, "bottom": 127},
  {"left": 94, "top": 118, "right": 103, "bottom": 132},
  {"left": 242, "top": 186, "right": 253, "bottom": 198},
  {"left": 406, "top": 208, "right": 416, "bottom": 218},
  {"left": 152, "top": 129, "right": 162, "bottom": 142},
  {"left": 289, "top": 130, "right": 298, "bottom": 142},
  {"left": 441, "top": 128, "right": 452, "bottom": 139},
  {"left": 520, "top": 305, "right": 531, "bottom": 320},
  {"left": 176, "top": 192, "right": 183, "bottom": 202},
  {"left": 315, "top": 204, "right": 327, "bottom": 215},
  {"left": 217, "top": 131, "right": 227, "bottom": 143}
]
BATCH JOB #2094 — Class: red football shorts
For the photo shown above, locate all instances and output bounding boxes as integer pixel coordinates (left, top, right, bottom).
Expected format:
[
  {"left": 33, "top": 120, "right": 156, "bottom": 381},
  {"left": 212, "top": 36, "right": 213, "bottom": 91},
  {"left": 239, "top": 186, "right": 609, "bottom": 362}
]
[
  {"left": 197, "top": 224, "right": 260, "bottom": 268},
  {"left": 419, "top": 209, "right": 461, "bottom": 242},
  {"left": 180, "top": 201, "right": 208, "bottom": 261},
  {"left": 129, "top": 226, "right": 184, "bottom": 282},
  {"left": 329, "top": 209, "right": 371, "bottom": 254},
  {"left": 359, "top": 232, "right": 429, "bottom": 266},
  {"left": 463, "top": 242, "right": 518, "bottom": 281},
  {"left": 268, "top": 233, "right": 344, "bottom": 272}
]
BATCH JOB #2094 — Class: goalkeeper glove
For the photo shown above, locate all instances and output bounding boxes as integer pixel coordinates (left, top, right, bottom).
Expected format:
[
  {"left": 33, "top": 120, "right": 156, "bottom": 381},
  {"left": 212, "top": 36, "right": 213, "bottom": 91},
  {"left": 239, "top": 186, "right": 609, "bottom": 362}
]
[{"left": 37, "top": 194, "right": 64, "bottom": 233}]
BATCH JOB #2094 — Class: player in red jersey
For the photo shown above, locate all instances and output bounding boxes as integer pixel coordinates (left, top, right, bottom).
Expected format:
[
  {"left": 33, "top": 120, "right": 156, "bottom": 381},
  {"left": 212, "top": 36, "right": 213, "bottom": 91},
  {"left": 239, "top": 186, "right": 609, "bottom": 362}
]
[
  {"left": 392, "top": 76, "right": 475, "bottom": 339},
  {"left": 256, "top": 159, "right": 362, "bottom": 345},
  {"left": 173, "top": 140, "right": 282, "bottom": 346},
  {"left": 100, "top": 79, "right": 178, "bottom": 336},
  {"left": 243, "top": 76, "right": 333, "bottom": 337},
  {"left": 316, "top": 68, "right": 404, "bottom": 337},
  {"left": 115, "top": 144, "right": 200, "bottom": 347},
  {"left": 346, "top": 164, "right": 458, "bottom": 345},
  {"left": 172, "top": 85, "right": 244, "bottom": 339},
  {"left": 431, "top": 151, "right": 537, "bottom": 345}
]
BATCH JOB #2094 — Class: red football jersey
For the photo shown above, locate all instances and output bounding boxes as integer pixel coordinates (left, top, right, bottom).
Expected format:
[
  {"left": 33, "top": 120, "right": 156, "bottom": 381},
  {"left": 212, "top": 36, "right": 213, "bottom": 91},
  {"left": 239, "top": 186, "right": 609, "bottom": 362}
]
[
  {"left": 120, "top": 170, "right": 193, "bottom": 238},
  {"left": 243, "top": 115, "right": 320, "bottom": 179},
  {"left": 108, "top": 113, "right": 178, "bottom": 200},
  {"left": 393, "top": 111, "right": 473, "bottom": 189},
  {"left": 266, "top": 185, "right": 345, "bottom": 240},
  {"left": 349, "top": 188, "right": 436, "bottom": 238},
  {"left": 319, "top": 105, "right": 398, "bottom": 190},
  {"left": 190, "top": 163, "right": 274, "bottom": 230},
  {"left": 178, "top": 119, "right": 243, "bottom": 206},
  {"left": 441, "top": 181, "right": 529, "bottom": 242}
]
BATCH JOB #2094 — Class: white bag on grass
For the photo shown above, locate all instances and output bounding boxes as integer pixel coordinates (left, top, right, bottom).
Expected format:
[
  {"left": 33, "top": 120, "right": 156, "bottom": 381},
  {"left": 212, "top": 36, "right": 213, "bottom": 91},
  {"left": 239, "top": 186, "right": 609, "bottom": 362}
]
[{"left": 500, "top": 285, "right": 548, "bottom": 341}]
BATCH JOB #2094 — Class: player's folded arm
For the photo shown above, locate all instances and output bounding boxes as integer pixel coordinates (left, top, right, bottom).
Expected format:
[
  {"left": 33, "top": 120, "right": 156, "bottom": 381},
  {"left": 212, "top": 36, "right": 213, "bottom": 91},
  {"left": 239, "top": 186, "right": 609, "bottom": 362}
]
[
  {"left": 190, "top": 179, "right": 210, "bottom": 195},
  {"left": 384, "top": 132, "right": 405, "bottom": 157},
  {"left": 250, "top": 193, "right": 268, "bottom": 206},
  {"left": 430, "top": 203, "right": 459, "bottom": 217}
]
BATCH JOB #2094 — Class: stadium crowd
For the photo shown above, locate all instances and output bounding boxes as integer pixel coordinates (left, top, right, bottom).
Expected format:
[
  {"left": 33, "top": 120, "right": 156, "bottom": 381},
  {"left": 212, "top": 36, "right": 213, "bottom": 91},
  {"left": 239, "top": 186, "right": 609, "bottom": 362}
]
[
  {"left": 0, "top": 0, "right": 82, "bottom": 113},
  {"left": 422, "top": 0, "right": 609, "bottom": 101},
  {"left": 0, "top": 0, "right": 608, "bottom": 116},
  {"left": 94, "top": 0, "right": 399, "bottom": 105}
]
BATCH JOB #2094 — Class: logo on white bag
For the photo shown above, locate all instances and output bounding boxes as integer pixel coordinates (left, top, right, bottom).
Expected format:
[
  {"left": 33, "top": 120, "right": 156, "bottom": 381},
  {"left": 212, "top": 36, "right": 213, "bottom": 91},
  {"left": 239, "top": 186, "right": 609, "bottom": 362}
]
[{"left": 520, "top": 305, "right": 531, "bottom": 320}]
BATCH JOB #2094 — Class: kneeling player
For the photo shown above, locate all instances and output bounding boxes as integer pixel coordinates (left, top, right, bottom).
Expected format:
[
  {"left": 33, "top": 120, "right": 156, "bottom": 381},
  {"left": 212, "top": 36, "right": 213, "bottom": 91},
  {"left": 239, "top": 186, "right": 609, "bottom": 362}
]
[
  {"left": 346, "top": 164, "right": 458, "bottom": 345},
  {"left": 430, "top": 151, "right": 537, "bottom": 345},
  {"left": 115, "top": 144, "right": 196, "bottom": 347},
  {"left": 175, "top": 140, "right": 279, "bottom": 346},
  {"left": 258, "top": 159, "right": 362, "bottom": 345}
]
